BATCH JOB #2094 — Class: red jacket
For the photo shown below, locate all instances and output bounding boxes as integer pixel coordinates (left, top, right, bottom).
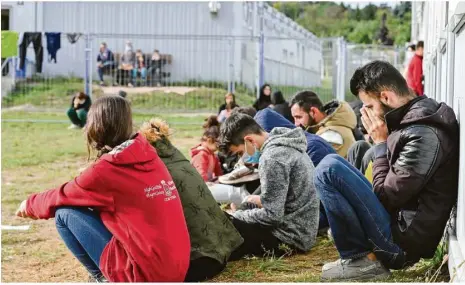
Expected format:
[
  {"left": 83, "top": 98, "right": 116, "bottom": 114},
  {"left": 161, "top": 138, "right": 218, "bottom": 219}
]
[
  {"left": 407, "top": 54, "right": 424, "bottom": 96},
  {"left": 26, "top": 134, "right": 190, "bottom": 282},
  {"left": 190, "top": 144, "right": 223, "bottom": 182}
]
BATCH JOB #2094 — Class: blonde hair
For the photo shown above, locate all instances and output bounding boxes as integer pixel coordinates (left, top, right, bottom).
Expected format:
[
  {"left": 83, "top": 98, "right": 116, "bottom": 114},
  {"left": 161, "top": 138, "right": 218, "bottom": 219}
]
[{"left": 139, "top": 118, "right": 173, "bottom": 143}]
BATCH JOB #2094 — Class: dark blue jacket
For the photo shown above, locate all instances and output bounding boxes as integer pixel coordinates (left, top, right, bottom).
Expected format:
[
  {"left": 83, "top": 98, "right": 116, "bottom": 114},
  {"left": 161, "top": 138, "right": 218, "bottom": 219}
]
[{"left": 254, "top": 108, "right": 335, "bottom": 167}]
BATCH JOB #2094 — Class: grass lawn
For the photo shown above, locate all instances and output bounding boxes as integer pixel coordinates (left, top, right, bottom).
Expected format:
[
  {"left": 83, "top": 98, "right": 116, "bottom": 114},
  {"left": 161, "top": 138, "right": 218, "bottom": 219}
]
[{"left": 1, "top": 111, "right": 448, "bottom": 282}]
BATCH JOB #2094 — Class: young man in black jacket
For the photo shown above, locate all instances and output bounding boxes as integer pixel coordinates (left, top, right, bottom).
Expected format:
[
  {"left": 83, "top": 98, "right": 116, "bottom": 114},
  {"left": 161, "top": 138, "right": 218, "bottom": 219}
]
[{"left": 314, "top": 61, "right": 459, "bottom": 281}]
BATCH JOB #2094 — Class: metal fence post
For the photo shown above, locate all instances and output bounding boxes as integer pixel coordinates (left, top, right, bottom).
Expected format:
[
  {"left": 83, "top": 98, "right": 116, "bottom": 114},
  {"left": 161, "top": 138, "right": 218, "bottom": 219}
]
[
  {"left": 84, "top": 33, "right": 92, "bottom": 98},
  {"left": 255, "top": 1, "right": 264, "bottom": 99},
  {"left": 336, "top": 37, "right": 346, "bottom": 102},
  {"left": 227, "top": 37, "right": 235, "bottom": 93}
]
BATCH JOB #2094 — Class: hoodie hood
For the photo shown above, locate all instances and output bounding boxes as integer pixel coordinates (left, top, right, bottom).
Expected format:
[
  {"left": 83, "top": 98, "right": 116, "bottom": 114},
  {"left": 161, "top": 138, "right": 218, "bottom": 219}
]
[
  {"left": 101, "top": 133, "right": 159, "bottom": 171},
  {"left": 139, "top": 118, "right": 180, "bottom": 159},
  {"left": 255, "top": 108, "right": 295, "bottom": 132},
  {"left": 310, "top": 100, "right": 357, "bottom": 130},
  {"left": 263, "top": 127, "right": 307, "bottom": 154},
  {"left": 189, "top": 144, "right": 213, "bottom": 158},
  {"left": 386, "top": 96, "right": 458, "bottom": 134}
]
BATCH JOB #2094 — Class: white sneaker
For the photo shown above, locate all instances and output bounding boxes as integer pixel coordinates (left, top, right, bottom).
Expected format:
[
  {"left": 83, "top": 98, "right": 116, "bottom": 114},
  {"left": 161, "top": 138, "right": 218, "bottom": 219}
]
[{"left": 67, "top": 124, "right": 81, "bottom": 130}]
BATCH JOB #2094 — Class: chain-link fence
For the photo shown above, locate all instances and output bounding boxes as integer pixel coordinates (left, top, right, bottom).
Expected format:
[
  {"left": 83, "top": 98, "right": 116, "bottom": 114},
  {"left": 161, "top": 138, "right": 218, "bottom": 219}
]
[{"left": 2, "top": 32, "right": 405, "bottom": 114}]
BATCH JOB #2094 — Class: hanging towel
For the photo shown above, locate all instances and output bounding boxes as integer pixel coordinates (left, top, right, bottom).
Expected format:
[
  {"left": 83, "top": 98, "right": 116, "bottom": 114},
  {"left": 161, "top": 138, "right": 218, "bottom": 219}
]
[
  {"left": 45, "top": 32, "right": 61, "bottom": 63},
  {"left": 19, "top": 32, "right": 43, "bottom": 73},
  {"left": 66, "top": 33, "right": 83, "bottom": 44},
  {"left": 1, "top": 31, "right": 19, "bottom": 58}
]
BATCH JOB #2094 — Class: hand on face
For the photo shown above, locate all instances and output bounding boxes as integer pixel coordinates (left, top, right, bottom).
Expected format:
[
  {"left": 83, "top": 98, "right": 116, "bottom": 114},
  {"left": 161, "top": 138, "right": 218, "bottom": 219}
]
[{"left": 361, "top": 107, "right": 388, "bottom": 144}]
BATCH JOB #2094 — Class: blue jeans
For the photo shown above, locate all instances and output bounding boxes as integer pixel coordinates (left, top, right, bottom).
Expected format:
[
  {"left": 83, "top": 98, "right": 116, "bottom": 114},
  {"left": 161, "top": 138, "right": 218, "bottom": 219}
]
[
  {"left": 55, "top": 207, "right": 113, "bottom": 277},
  {"left": 314, "top": 154, "right": 405, "bottom": 269}
]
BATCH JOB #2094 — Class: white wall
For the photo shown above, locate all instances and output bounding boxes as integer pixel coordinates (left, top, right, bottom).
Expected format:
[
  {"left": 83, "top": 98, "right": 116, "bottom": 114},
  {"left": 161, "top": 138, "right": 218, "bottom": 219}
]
[
  {"left": 5, "top": 1, "right": 322, "bottom": 90},
  {"left": 414, "top": 1, "right": 465, "bottom": 282}
]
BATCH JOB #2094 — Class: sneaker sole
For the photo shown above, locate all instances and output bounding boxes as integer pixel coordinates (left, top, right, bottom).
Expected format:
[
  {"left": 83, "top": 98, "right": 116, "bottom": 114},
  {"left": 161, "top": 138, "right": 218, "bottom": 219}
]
[
  {"left": 321, "top": 271, "right": 391, "bottom": 282},
  {"left": 218, "top": 170, "right": 259, "bottom": 185}
]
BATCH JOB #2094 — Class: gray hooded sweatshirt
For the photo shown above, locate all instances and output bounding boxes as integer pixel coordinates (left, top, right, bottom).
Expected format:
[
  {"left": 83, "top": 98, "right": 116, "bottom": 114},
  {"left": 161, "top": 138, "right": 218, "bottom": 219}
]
[{"left": 233, "top": 127, "right": 319, "bottom": 252}]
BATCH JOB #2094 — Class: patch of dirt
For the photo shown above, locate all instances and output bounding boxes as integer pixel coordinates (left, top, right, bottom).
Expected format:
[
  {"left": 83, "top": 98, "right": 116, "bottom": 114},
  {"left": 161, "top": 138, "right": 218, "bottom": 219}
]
[{"left": 2, "top": 104, "right": 40, "bottom": 112}]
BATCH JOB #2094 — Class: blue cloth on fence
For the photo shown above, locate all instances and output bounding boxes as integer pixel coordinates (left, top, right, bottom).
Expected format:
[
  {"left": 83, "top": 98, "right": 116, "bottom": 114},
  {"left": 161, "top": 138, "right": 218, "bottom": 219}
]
[{"left": 45, "top": 32, "right": 61, "bottom": 63}]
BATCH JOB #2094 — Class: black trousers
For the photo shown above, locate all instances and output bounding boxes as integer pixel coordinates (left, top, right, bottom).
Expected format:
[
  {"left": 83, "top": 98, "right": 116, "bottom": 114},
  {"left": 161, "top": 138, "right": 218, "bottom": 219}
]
[
  {"left": 19, "top": 32, "right": 43, "bottom": 73},
  {"left": 184, "top": 257, "right": 225, "bottom": 282},
  {"left": 225, "top": 213, "right": 290, "bottom": 261},
  {"left": 346, "top": 140, "right": 374, "bottom": 174}
]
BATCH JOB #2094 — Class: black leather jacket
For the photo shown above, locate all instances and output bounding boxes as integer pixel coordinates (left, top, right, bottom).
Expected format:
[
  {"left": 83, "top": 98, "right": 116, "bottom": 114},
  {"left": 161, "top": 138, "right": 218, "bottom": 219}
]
[{"left": 371, "top": 96, "right": 459, "bottom": 261}]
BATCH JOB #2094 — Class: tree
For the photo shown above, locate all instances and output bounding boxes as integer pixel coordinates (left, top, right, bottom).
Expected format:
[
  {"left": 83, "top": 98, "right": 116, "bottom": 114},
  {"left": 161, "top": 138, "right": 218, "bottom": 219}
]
[{"left": 272, "top": 2, "right": 411, "bottom": 45}]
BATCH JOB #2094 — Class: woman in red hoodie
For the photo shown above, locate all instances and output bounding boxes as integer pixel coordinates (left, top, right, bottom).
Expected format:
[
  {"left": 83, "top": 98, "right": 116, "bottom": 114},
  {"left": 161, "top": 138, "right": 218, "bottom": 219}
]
[
  {"left": 190, "top": 115, "right": 223, "bottom": 182},
  {"left": 15, "top": 96, "right": 190, "bottom": 282}
]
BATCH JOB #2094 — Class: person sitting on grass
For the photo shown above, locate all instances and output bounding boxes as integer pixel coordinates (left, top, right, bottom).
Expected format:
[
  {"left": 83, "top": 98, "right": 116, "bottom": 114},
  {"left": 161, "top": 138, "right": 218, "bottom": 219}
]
[
  {"left": 139, "top": 118, "right": 244, "bottom": 282},
  {"left": 219, "top": 113, "right": 319, "bottom": 260},
  {"left": 16, "top": 96, "right": 191, "bottom": 282},
  {"left": 218, "top": 93, "right": 239, "bottom": 123},
  {"left": 67, "top": 91, "right": 91, "bottom": 129},
  {"left": 314, "top": 61, "right": 459, "bottom": 281},
  {"left": 190, "top": 115, "right": 223, "bottom": 182}
]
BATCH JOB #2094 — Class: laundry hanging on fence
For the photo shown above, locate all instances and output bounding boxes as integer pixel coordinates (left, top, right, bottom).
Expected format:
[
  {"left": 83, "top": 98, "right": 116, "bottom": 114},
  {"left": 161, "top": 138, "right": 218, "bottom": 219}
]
[
  {"left": 1, "top": 31, "right": 19, "bottom": 58},
  {"left": 66, "top": 33, "right": 83, "bottom": 44},
  {"left": 45, "top": 32, "right": 61, "bottom": 63},
  {"left": 19, "top": 32, "right": 43, "bottom": 73}
]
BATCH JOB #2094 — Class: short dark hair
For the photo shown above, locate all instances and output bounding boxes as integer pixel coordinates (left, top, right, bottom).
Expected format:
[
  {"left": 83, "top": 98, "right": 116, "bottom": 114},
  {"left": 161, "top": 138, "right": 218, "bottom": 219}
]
[
  {"left": 219, "top": 113, "right": 264, "bottom": 153},
  {"left": 350, "top": 60, "right": 411, "bottom": 97},
  {"left": 416, "top": 41, "right": 424, "bottom": 49},
  {"left": 290, "top": 91, "right": 324, "bottom": 113},
  {"left": 231, "top": 106, "right": 257, "bottom": 118}
]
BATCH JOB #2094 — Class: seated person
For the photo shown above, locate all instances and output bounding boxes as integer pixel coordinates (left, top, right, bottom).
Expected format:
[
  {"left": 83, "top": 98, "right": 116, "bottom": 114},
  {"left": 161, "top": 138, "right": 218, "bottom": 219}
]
[
  {"left": 290, "top": 92, "right": 358, "bottom": 158},
  {"left": 271, "top": 90, "right": 294, "bottom": 123},
  {"left": 132, "top": 49, "right": 147, "bottom": 86},
  {"left": 190, "top": 116, "right": 223, "bottom": 182},
  {"left": 149, "top": 49, "right": 163, "bottom": 86},
  {"left": 139, "top": 118, "right": 243, "bottom": 282},
  {"left": 254, "top": 108, "right": 336, "bottom": 230},
  {"left": 218, "top": 93, "right": 238, "bottom": 123},
  {"left": 67, "top": 91, "right": 91, "bottom": 129},
  {"left": 314, "top": 61, "right": 459, "bottom": 281},
  {"left": 219, "top": 113, "right": 319, "bottom": 260},
  {"left": 96, "top": 42, "right": 115, "bottom": 86},
  {"left": 217, "top": 108, "right": 257, "bottom": 174},
  {"left": 116, "top": 41, "right": 135, "bottom": 87}
]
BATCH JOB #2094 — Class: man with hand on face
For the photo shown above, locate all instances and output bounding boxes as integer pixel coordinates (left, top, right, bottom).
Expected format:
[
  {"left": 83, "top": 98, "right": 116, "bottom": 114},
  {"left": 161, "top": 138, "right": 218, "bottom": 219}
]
[
  {"left": 313, "top": 61, "right": 459, "bottom": 281},
  {"left": 218, "top": 113, "right": 319, "bottom": 261},
  {"left": 290, "top": 91, "right": 357, "bottom": 158}
]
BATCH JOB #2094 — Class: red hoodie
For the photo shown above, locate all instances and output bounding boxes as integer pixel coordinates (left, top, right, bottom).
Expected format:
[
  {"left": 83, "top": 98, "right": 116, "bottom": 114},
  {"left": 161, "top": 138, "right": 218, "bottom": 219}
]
[
  {"left": 407, "top": 54, "right": 424, "bottom": 96},
  {"left": 26, "top": 134, "right": 190, "bottom": 282},
  {"left": 190, "top": 144, "right": 223, "bottom": 182}
]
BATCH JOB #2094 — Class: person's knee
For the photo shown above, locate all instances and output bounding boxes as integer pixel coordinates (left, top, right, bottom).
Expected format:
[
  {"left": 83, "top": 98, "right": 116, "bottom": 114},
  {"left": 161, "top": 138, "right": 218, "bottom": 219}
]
[
  {"left": 76, "top": 110, "right": 87, "bottom": 120},
  {"left": 67, "top": 108, "right": 75, "bottom": 116},
  {"left": 55, "top": 207, "right": 79, "bottom": 226},
  {"left": 315, "top": 154, "right": 344, "bottom": 184}
]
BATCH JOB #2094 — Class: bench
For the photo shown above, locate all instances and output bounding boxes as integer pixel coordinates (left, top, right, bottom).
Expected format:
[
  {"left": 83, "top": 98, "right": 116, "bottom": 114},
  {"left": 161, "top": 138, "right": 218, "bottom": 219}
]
[{"left": 101, "top": 53, "right": 172, "bottom": 87}]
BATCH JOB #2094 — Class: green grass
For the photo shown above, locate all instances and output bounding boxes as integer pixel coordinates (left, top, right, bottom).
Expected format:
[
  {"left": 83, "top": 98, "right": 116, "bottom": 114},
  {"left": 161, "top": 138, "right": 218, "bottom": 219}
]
[
  {"left": 1, "top": 111, "right": 204, "bottom": 169},
  {"left": 2, "top": 77, "right": 256, "bottom": 112},
  {"left": 2, "top": 77, "right": 347, "bottom": 113},
  {"left": 1, "top": 110, "right": 450, "bottom": 282}
]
